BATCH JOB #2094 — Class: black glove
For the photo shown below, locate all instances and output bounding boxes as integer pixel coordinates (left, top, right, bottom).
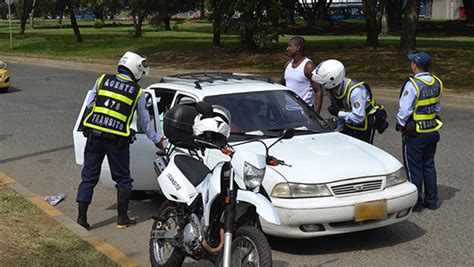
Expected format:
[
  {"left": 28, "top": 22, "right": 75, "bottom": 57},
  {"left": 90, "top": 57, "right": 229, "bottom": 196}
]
[
  {"left": 327, "top": 105, "right": 339, "bottom": 116},
  {"left": 395, "top": 123, "right": 404, "bottom": 132}
]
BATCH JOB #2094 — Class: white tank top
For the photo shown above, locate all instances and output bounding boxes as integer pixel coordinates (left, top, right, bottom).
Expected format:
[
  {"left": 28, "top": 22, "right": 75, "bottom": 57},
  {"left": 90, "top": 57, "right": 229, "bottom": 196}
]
[{"left": 284, "top": 57, "right": 313, "bottom": 107}]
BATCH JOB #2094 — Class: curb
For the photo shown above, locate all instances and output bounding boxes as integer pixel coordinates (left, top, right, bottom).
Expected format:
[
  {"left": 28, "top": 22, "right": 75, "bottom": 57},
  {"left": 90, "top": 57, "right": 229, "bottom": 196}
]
[{"left": 0, "top": 171, "right": 136, "bottom": 267}]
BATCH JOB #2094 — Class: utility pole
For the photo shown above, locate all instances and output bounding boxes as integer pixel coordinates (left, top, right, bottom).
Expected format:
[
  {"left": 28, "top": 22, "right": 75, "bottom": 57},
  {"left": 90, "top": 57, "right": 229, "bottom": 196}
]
[{"left": 7, "top": 0, "right": 13, "bottom": 50}]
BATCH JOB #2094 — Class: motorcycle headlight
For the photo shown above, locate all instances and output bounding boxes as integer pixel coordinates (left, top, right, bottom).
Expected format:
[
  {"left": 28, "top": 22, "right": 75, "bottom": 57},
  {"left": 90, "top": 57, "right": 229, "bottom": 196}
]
[
  {"left": 386, "top": 168, "right": 407, "bottom": 187},
  {"left": 244, "top": 162, "right": 265, "bottom": 190},
  {"left": 271, "top": 182, "right": 332, "bottom": 198}
]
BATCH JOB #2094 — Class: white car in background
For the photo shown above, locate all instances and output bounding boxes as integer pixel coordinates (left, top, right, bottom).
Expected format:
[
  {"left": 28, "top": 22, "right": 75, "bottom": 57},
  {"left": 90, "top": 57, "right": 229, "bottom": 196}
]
[{"left": 73, "top": 72, "right": 417, "bottom": 238}]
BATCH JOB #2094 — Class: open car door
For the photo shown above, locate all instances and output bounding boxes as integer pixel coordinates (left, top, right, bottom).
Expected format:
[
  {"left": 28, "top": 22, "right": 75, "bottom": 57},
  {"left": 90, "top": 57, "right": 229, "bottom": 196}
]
[{"left": 72, "top": 89, "right": 161, "bottom": 191}]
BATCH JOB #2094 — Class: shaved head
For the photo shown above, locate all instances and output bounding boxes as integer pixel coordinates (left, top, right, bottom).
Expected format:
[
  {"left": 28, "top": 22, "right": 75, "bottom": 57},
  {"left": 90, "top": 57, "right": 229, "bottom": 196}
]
[{"left": 289, "top": 36, "right": 306, "bottom": 53}]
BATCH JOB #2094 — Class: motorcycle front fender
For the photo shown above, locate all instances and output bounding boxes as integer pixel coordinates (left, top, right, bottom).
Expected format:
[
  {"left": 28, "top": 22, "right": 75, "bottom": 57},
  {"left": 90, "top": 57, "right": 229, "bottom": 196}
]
[{"left": 236, "top": 190, "right": 281, "bottom": 225}]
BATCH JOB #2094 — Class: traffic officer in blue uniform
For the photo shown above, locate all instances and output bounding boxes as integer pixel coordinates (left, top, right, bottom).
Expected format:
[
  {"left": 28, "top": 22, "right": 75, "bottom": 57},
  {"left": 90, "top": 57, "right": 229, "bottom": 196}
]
[
  {"left": 311, "top": 59, "right": 388, "bottom": 144},
  {"left": 396, "top": 51, "right": 443, "bottom": 213},
  {"left": 76, "top": 51, "right": 165, "bottom": 229}
]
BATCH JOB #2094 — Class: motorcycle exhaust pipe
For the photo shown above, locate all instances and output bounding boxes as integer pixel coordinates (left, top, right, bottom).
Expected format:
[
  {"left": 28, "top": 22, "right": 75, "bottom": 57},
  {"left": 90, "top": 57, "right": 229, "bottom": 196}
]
[{"left": 201, "top": 228, "right": 225, "bottom": 254}]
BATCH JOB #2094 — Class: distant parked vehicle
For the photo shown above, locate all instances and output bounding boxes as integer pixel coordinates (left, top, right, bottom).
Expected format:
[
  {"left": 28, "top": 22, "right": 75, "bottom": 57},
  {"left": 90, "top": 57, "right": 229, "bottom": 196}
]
[{"left": 0, "top": 60, "right": 10, "bottom": 92}]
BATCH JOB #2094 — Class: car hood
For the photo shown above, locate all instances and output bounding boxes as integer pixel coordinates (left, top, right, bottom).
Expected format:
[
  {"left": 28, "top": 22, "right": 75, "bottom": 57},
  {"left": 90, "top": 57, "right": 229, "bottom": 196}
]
[{"left": 253, "top": 132, "right": 402, "bottom": 184}]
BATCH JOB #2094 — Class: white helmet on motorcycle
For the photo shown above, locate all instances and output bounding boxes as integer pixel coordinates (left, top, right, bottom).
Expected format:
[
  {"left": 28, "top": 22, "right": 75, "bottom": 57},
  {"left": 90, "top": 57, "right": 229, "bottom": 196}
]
[
  {"left": 193, "top": 105, "right": 231, "bottom": 141},
  {"left": 311, "top": 59, "right": 345, "bottom": 89},
  {"left": 118, "top": 51, "right": 150, "bottom": 81}
]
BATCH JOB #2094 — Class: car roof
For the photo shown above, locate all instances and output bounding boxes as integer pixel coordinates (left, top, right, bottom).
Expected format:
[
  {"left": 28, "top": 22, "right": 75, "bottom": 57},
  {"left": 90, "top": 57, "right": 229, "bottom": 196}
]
[{"left": 146, "top": 72, "right": 289, "bottom": 97}]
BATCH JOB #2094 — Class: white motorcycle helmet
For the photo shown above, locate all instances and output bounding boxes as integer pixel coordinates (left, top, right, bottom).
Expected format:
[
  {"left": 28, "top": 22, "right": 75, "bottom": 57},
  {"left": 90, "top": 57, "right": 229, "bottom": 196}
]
[
  {"left": 193, "top": 105, "right": 231, "bottom": 141},
  {"left": 311, "top": 59, "right": 346, "bottom": 89},
  {"left": 118, "top": 51, "right": 150, "bottom": 81}
]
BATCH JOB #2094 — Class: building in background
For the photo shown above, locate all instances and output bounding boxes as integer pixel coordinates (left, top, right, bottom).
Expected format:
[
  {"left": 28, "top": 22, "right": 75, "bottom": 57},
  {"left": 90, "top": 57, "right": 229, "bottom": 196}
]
[{"left": 430, "top": 0, "right": 465, "bottom": 20}]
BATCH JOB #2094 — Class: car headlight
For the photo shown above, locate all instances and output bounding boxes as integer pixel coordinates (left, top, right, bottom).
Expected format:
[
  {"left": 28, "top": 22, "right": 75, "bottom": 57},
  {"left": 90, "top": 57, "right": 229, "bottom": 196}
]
[
  {"left": 0, "top": 62, "right": 7, "bottom": 70},
  {"left": 385, "top": 168, "right": 407, "bottom": 187},
  {"left": 244, "top": 162, "right": 265, "bottom": 190},
  {"left": 271, "top": 182, "right": 332, "bottom": 198}
]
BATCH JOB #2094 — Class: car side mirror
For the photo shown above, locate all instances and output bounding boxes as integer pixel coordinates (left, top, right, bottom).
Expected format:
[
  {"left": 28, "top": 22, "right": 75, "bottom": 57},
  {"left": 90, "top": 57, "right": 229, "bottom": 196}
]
[
  {"left": 196, "top": 101, "right": 213, "bottom": 117},
  {"left": 281, "top": 129, "right": 295, "bottom": 140}
]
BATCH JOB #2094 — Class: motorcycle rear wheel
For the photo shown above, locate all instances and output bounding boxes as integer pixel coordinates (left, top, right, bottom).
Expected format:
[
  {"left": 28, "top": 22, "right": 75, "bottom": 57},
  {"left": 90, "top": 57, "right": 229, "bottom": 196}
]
[
  {"left": 215, "top": 226, "right": 272, "bottom": 267},
  {"left": 149, "top": 201, "right": 185, "bottom": 267}
]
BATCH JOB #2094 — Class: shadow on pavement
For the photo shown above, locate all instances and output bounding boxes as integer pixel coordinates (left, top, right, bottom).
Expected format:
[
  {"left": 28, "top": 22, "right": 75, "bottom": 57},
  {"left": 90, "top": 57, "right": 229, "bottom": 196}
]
[
  {"left": 0, "top": 87, "right": 21, "bottom": 94},
  {"left": 269, "top": 220, "right": 426, "bottom": 255},
  {"left": 438, "top": 184, "right": 460, "bottom": 203}
]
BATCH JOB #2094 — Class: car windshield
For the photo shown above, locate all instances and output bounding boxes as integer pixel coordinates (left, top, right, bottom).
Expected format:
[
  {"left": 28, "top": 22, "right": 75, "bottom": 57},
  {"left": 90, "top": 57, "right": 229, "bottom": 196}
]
[{"left": 204, "top": 90, "right": 331, "bottom": 141}]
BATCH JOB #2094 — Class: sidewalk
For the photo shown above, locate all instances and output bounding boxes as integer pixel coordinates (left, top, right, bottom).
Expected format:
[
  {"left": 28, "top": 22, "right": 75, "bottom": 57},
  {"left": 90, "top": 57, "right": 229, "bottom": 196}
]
[{"left": 5, "top": 55, "right": 473, "bottom": 110}]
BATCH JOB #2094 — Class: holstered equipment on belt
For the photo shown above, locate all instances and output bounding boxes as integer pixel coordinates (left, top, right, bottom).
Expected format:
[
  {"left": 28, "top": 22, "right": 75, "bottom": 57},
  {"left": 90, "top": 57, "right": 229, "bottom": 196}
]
[{"left": 83, "top": 128, "right": 136, "bottom": 146}]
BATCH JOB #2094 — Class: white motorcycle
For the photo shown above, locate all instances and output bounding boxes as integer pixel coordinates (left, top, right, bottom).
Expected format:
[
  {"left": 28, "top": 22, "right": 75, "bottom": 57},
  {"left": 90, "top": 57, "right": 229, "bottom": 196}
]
[{"left": 149, "top": 102, "right": 293, "bottom": 267}]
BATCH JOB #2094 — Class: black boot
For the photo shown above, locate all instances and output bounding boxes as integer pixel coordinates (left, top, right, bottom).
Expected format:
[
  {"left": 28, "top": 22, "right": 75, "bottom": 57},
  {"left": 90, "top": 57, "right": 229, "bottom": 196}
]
[
  {"left": 116, "top": 189, "right": 137, "bottom": 229},
  {"left": 77, "top": 202, "right": 91, "bottom": 230}
]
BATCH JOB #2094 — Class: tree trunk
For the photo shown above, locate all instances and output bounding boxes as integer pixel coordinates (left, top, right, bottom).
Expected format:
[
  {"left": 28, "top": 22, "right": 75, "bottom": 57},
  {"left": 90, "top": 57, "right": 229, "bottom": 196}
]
[
  {"left": 381, "top": 5, "right": 388, "bottom": 34},
  {"left": 66, "top": 0, "right": 83, "bottom": 43},
  {"left": 133, "top": 14, "right": 145, "bottom": 37},
  {"left": 29, "top": 0, "right": 36, "bottom": 29},
  {"left": 363, "top": 0, "right": 379, "bottom": 47},
  {"left": 20, "top": 0, "right": 28, "bottom": 34},
  {"left": 212, "top": 19, "right": 221, "bottom": 47},
  {"left": 386, "top": 0, "right": 403, "bottom": 33},
  {"left": 163, "top": 16, "right": 171, "bottom": 31},
  {"left": 400, "top": 0, "right": 419, "bottom": 53},
  {"left": 464, "top": 0, "right": 474, "bottom": 23}
]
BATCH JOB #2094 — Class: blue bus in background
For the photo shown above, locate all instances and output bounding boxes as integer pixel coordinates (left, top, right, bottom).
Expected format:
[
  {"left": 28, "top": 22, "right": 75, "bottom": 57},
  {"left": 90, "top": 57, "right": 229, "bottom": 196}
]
[{"left": 329, "top": 2, "right": 364, "bottom": 21}]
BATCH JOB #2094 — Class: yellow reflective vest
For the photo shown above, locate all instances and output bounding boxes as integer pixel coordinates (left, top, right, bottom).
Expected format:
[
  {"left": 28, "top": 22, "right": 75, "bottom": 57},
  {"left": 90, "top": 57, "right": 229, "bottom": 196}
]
[
  {"left": 408, "top": 75, "right": 443, "bottom": 133},
  {"left": 83, "top": 74, "right": 143, "bottom": 137},
  {"left": 332, "top": 78, "right": 382, "bottom": 131}
]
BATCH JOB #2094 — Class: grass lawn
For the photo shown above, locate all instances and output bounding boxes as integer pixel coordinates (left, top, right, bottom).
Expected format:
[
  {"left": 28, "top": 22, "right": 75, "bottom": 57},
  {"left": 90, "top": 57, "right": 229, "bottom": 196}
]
[
  {"left": 0, "top": 19, "right": 473, "bottom": 90},
  {"left": 0, "top": 184, "right": 117, "bottom": 266}
]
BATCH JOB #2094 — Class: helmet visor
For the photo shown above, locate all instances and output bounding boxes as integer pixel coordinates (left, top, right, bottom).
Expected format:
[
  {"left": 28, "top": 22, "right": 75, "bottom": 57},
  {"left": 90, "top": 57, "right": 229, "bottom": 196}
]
[{"left": 141, "top": 59, "right": 150, "bottom": 75}]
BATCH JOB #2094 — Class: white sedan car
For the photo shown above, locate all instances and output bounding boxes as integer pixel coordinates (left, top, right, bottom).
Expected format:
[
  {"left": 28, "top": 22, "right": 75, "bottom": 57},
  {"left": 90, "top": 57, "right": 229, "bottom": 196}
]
[{"left": 73, "top": 72, "right": 417, "bottom": 238}]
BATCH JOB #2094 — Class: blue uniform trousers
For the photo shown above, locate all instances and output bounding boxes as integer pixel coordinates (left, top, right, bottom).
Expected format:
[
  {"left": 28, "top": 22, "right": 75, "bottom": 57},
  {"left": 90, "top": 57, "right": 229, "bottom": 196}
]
[
  {"left": 342, "top": 114, "right": 376, "bottom": 144},
  {"left": 76, "top": 137, "right": 133, "bottom": 204},
  {"left": 402, "top": 131, "right": 440, "bottom": 209}
]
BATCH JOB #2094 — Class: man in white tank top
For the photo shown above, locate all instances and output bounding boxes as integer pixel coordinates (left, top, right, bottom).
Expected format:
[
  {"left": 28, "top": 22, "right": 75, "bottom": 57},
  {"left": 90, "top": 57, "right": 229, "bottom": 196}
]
[{"left": 280, "top": 36, "right": 323, "bottom": 113}]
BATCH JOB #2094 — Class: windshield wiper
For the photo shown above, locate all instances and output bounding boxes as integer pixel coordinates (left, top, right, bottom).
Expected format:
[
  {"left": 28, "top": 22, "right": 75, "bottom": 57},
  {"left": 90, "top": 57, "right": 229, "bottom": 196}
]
[
  {"left": 230, "top": 131, "right": 279, "bottom": 138},
  {"left": 267, "top": 127, "right": 321, "bottom": 134}
]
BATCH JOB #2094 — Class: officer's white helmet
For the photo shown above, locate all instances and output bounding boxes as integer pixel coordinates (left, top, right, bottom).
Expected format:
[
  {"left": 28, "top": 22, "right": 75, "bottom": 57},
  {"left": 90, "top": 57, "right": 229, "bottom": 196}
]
[
  {"left": 118, "top": 51, "right": 150, "bottom": 81},
  {"left": 311, "top": 59, "right": 345, "bottom": 89},
  {"left": 193, "top": 105, "right": 231, "bottom": 140}
]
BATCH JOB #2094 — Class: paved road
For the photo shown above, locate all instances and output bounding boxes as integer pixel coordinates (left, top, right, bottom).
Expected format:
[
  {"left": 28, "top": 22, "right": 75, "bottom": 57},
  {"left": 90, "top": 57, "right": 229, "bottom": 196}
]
[{"left": 1, "top": 61, "right": 473, "bottom": 266}]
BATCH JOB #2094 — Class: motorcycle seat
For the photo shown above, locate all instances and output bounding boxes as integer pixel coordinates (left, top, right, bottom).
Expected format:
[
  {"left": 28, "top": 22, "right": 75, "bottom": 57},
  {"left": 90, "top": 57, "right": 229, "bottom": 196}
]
[{"left": 174, "top": 155, "right": 211, "bottom": 187}]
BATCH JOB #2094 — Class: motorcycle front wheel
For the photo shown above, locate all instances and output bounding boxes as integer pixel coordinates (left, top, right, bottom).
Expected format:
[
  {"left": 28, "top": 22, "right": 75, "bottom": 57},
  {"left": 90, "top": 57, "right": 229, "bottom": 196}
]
[
  {"left": 216, "top": 226, "right": 272, "bottom": 267},
  {"left": 149, "top": 201, "right": 185, "bottom": 267}
]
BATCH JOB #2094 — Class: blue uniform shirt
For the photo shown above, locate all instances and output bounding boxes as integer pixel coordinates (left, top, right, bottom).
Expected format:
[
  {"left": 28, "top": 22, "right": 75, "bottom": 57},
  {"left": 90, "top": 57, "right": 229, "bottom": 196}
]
[
  {"left": 397, "top": 72, "right": 441, "bottom": 127},
  {"left": 85, "top": 74, "right": 162, "bottom": 144}
]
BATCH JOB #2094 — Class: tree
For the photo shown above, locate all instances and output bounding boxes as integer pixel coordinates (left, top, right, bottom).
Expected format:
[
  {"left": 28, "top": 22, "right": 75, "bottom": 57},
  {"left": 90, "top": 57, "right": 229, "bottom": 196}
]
[
  {"left": 126, "top": 0, "right": 154, "bottom": 37},
  {"left": 294, "top": 0, "right": 332, "bottom": 27},
  {"left": 363, "top": 0, "right": 385, "bottom": 47},
  {"left": 17, "top": 0, "right": 39, "bottom": 34},
  {"left": 207, "top": 0, "right": 235, "bottom": 47},
  {"left": 234, "top": 0, "right": 285, "bottom": 48},
  {"left": 65, "top": 0, "right": 82, "bottom": 42},
  {"left": 282, "top": 0, "right": 296, "bottom": 25},
  {"left": 464, "top": 0, "right": 473, "bottom": 23},
  {"left": 385, "top": 0, "right": 404, "bottom": 33},
  {"left": 81, "top": 0, "right": 106, "bottom": 21},
  {"left": 151, "top": 0, "right": 199, "bottom": 31},
  {"left": 399, "top": 0, "right": 419, "bottom": 53}
]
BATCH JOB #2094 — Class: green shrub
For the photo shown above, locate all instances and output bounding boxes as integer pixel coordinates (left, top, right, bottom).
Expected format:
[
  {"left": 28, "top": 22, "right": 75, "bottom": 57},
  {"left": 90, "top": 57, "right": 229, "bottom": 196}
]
[{"left": 93, "top": 19, "right": 105, "bottom": 29}]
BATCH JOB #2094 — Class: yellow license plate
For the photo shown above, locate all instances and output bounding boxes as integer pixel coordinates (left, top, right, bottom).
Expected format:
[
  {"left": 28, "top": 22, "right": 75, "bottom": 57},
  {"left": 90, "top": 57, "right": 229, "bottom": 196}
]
[{"left": 354, "top": 199, "right": 387, "bottom": 222}]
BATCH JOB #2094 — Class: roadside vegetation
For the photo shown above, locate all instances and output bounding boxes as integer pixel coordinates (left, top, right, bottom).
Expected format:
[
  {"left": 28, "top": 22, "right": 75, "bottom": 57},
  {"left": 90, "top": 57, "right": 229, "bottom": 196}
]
[
  {"left": 0, "top": 184, "right": 117, "bottom": 266},
  {"left": 1, "top": 20, "right": 473, "bottom": 90}
]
